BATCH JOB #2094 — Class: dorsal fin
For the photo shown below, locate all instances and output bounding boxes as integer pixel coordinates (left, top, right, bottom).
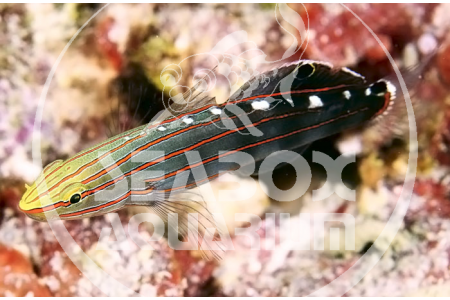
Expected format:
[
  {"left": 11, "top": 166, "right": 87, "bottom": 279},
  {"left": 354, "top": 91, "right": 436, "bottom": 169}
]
[
  {"left": 149, "top": 60, "right": 367, "bottom": 126},
  {"left": 150, "top": 67, "right": 219, "bottom": 126},
  {"left": 227, "top": 60, "right": 366, "bottom": 103}
]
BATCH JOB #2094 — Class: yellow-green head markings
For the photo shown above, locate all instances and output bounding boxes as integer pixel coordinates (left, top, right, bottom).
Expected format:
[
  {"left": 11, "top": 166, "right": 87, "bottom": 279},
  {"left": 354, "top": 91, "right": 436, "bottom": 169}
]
[{"left": 19, "top": 125, "right": 147, "bottom": 221}]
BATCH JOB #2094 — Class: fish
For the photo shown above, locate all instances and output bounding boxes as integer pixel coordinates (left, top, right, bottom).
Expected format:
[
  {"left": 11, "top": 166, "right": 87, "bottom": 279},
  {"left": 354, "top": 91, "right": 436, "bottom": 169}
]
[{"left": 19, "top": 59, "right": 402, "bottom": 257}]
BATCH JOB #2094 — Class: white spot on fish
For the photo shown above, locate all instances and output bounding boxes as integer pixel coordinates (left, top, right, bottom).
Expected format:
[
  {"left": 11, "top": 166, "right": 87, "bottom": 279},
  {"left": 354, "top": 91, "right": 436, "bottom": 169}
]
[
  {"left": 210, "top": 107, "right": 222, "bottom": 115},
  {"left": 343, "top": 90, "right": 351, "bottom": 100},
  {"left": 252, "top": 100, "right": 270, "bottom": 110},
  {"left": 286, "top": 98, "right": 294, "bottom": 106},
  {"left": 182, "top": 116, "right": 194, "bottom": 124},
  {"left": 342, "top": 67, "right": 365, "bottom": 79},
  {"left": 308, "top": 95, "right": 323, "bottom": 108},
  {"left": 365, "top": 87, "right": 372, "bottom": 96},
  {"left": 157, "top": 126, "right": 167, "bottom": 131},
  {"left": 124, "top": 136, "right": 130, "bottom": 141}
]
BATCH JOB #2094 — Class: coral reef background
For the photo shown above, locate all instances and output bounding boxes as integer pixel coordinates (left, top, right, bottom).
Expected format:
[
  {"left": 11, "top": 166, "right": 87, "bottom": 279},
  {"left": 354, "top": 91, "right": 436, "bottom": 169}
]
[{"left": 1, "top": 3, "right": 450, "bottom": 296}]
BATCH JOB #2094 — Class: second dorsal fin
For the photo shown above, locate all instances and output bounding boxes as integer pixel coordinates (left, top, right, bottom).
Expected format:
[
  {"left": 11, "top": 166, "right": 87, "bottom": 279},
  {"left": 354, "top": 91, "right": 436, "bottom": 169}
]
[
  {"left": 150, "top": 60, "right": 368, "bottom": 126},
  {"left": 227, "top": 60, "right": 366, "bottom": 103}
]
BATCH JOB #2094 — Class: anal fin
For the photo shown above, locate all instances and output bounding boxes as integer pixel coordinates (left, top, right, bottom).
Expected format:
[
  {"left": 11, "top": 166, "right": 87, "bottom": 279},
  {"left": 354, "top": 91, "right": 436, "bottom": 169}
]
[{"left": 145, "top": 189, "right": 226, "bottom": 260}]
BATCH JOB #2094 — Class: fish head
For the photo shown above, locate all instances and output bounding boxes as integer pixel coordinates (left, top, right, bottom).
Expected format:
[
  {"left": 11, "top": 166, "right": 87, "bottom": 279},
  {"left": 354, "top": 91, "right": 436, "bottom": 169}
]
[{"left": 19, "top": 159, "right": 96, "bottom": 221}]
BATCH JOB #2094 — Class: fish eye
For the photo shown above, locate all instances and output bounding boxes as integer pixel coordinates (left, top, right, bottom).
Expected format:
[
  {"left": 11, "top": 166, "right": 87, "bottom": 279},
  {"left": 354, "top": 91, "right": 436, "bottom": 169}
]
[
  {"left": 70, "top": 193, "right": 81, "bottom": 204},
  {"left": 60, "top": 183, "right": 87, "bottom": 205}
]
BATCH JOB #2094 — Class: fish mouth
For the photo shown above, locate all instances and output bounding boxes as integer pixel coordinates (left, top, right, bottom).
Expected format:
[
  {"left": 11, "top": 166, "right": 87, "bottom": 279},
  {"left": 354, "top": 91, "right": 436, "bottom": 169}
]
[
  {"left": 27, "top": 214, "right": 46, "bottom": 222},
  {"left": 17, "top": 199, "right": 28, "bottom": 213},
  {"left": 19, "top": 209, "right": 47, "bottom": 222},
  {"left": 18, "top": 201, "right": 48, "bottom": 222}
]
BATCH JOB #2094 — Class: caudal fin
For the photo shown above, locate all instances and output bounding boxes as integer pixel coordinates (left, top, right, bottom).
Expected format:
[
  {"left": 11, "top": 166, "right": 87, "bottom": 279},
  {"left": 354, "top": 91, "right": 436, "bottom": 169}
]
[{"left": 367, "top": 51, "right": 437, "bottom": 139}]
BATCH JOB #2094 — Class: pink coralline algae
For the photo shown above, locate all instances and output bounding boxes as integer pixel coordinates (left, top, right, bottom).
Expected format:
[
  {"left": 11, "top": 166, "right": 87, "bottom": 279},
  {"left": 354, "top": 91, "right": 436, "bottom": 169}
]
[
  {"left": 296, "top": 4, "right": 437, "bottom": 66},
  {"left": 2, "top": 3, "right": 450, "bottom": 297}
]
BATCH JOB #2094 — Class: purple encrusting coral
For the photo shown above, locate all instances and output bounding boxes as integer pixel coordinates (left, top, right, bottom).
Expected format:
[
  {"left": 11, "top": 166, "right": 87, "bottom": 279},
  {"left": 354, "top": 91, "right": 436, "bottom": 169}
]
[{"left": 1, "top": 3, "right": 450, "bottom": 297}]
